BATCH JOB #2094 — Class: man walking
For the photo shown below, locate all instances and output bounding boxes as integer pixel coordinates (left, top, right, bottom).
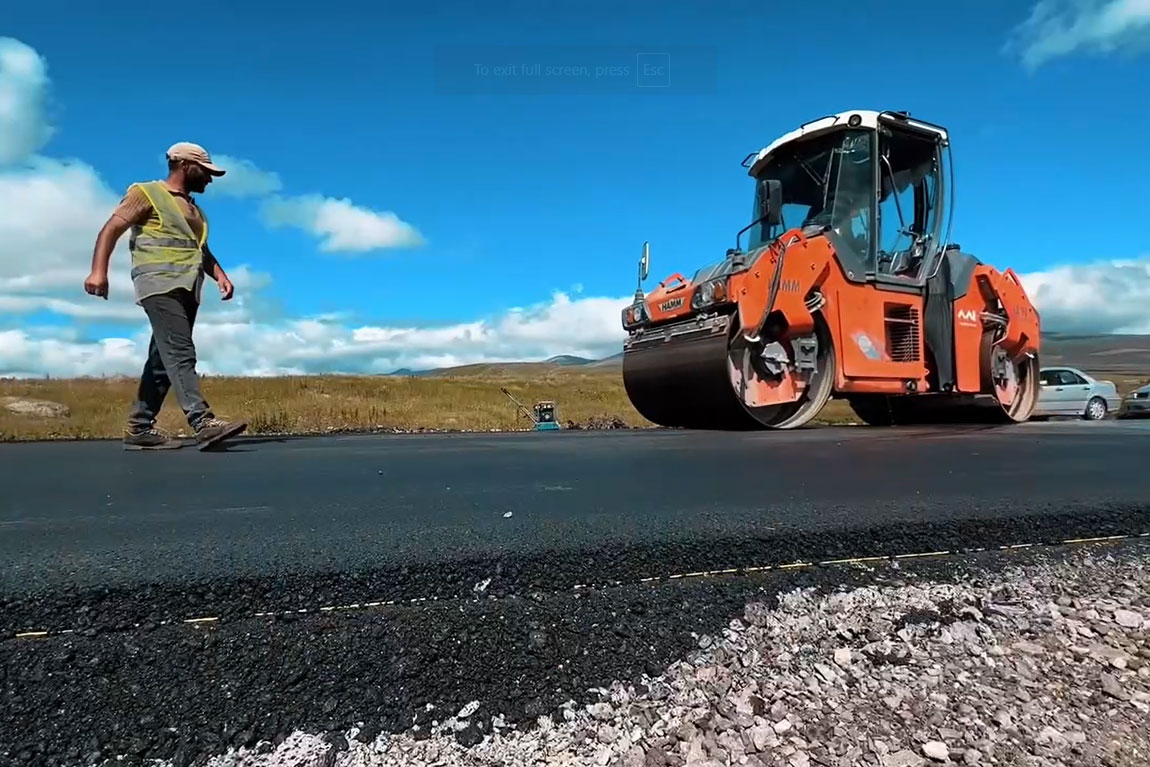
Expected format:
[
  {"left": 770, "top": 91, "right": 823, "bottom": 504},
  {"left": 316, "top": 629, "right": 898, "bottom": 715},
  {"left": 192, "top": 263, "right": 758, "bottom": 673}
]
[{"left": 84, "top": 141, "right": 247, "bottom": 450}]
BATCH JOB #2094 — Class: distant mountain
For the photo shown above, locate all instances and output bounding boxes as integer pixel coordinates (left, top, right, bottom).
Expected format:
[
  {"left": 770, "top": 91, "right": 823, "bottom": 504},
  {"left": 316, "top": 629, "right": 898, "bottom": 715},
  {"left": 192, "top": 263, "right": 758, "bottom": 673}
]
[
  {"left": 1038, "top": 333, "right": 1150, "bottom": 374},
  {"left": 587, "top": 352, "right": 624, "bottom": 368},
  {"left": 386, "top": 367, "right": 437, "bottom": 377},
  {"left": 544, "top": 355, "right": 595, "bottom": 366},
  {"left": 387, "top": 354, "right": 604, "bottom": 377}
]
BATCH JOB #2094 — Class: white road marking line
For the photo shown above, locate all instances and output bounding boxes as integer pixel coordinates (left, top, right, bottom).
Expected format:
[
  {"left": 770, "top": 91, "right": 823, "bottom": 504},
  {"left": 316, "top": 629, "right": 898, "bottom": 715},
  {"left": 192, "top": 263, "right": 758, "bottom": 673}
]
[{"left": 894, "top": 550, "right": 951, "bottom": 560}]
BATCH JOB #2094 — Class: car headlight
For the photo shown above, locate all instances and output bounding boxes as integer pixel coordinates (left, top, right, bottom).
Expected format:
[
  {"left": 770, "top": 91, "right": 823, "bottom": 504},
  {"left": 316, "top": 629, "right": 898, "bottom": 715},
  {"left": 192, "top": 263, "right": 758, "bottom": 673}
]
[{"left": 691, "top": 278, "right": 728, "bottom": 309}]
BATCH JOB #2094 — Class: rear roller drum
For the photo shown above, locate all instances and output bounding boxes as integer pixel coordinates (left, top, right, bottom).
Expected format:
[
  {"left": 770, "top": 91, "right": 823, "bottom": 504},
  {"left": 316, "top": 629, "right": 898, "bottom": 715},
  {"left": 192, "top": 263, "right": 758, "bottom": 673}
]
[{"left": 979, "top": 329, "right": 1039, "bottom": 423}]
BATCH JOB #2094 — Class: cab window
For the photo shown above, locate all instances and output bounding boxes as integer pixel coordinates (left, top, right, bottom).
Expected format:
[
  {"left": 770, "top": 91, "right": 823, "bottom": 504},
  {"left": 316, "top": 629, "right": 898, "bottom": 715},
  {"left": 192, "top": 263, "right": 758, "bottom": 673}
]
[{"left": 876, "top": 128, "right": 941, "bottom": 280}]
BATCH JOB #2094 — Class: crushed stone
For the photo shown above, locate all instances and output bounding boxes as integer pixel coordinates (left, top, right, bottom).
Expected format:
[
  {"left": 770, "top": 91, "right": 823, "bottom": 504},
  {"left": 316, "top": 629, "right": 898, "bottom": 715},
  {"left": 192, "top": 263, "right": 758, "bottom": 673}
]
[{"left": 182, "top": 543, "right": 1150, "bottom": 767}]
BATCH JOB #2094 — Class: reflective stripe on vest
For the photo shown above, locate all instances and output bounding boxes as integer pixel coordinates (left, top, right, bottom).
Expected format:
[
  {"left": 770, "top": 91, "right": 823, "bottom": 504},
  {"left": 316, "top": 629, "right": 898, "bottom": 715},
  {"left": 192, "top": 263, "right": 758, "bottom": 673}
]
[
  {"left": 128, "top": 181, "right": 207, "bottom": 276},
  {"left": 130, "top": 261, "right": 204, "bottom": 279}
]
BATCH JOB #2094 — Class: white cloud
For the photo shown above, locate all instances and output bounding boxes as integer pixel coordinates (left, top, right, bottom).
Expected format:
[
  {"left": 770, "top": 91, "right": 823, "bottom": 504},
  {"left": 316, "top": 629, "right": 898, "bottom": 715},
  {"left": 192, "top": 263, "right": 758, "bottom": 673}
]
[
  {"left": 0, "top": 39, "right": 153, "bottom": 322},
  {"left": 261, "top": 193, "right": 424, "bottom": 253},
  {"left": 0, "top": 37, "right": 274, "bottom": 331},
  {"left": 1019, "top": 256, "right": 1150, "bottom": 333},
  {"left": 0, "top": 156, "right": 267, "bottom": 325},
  {"left": 0, "top": 156, "right": 131, "bottom": 301},
  {"left": 0, "top": 290, "right": 632, "bottom": 377},
  {"left": 1007, "top": 0, "right": 1150, "bottom": 68},
  {"left": 0, "top": 295, "right": 143, "bottom": 321},
  {"left": 0, "top": 37, "right": 52, "bottom": 165},
  {"left": 5, "top": 37, "right": 1150, "bottom": 382},
  {"left": 208, "top": 154, "right": 282, "bottom": 198},
  {"left": 0, "top": 33, "right": 423, "bottom": 358},
  {"left": 4, "top": 255, "right": 1150, "bottom": 378},
  {"left": 0, "top": 329, "right": 142, "bottom": 378}
]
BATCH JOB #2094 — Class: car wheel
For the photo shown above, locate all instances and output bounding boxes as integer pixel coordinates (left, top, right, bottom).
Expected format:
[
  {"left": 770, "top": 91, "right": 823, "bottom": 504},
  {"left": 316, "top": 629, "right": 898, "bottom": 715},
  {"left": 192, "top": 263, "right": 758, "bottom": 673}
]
[{"left": 1085, "top": 396, "right": 1108, "bottom": 421}]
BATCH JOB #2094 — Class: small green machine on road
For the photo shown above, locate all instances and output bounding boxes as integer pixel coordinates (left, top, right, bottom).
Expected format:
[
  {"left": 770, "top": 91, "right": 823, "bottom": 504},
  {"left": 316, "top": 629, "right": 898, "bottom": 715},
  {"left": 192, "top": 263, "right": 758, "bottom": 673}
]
[{"left": 501, "top": 387, "right": 561, "bottom": 431}]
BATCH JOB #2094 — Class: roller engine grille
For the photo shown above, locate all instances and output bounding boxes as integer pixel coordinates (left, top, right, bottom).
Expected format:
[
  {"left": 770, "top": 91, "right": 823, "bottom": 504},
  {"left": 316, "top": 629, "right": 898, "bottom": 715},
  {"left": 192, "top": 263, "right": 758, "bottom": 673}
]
[{"left": 884, "top": 304, "right": 921, "bottom": 363}]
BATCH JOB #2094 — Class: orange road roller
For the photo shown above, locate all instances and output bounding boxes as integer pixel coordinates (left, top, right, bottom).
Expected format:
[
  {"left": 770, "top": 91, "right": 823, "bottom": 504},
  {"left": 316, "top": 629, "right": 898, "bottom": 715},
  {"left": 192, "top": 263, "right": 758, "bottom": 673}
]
[{"left": 621, "top": 109, "right": 1041, "bottom": 429}]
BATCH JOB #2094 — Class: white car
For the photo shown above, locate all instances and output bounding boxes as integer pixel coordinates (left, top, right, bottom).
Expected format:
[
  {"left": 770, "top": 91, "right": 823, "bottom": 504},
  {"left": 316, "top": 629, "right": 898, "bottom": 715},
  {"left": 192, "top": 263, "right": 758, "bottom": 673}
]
[
  {"left": 1035, "top": 367, "right": 1121, "bottom": 420},
  {"left": 1119, "top": 381, "right": 1150, "bottom": 419}
]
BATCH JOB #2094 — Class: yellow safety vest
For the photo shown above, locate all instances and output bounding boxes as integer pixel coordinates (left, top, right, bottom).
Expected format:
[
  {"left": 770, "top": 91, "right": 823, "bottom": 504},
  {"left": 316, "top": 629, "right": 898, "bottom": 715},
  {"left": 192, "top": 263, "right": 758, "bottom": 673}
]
[{"left": 128, "top": 181, "right": 208, "bottom": 302}]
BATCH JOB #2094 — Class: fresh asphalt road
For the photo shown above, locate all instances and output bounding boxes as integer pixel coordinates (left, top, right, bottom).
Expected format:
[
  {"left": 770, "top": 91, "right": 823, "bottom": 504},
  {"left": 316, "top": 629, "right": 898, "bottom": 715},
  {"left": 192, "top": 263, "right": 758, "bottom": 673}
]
[
  {"left": 3, "top": 419, "right": 1149, "bottom": 602},
  {"left": 3, "top": 420, "right": 1150, "bottom": 766}
]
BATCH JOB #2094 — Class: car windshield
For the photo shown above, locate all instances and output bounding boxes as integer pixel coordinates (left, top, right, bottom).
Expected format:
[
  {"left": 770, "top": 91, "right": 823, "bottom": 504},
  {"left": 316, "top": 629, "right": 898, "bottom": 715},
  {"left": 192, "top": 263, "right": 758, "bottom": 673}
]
[{"left": 745, "top": 128, "right": 873, "bottom": 251}]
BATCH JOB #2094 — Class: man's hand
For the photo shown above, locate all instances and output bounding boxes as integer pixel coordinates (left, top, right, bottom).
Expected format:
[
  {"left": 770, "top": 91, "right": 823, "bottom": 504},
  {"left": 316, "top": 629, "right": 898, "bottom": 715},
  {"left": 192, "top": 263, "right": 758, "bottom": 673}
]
[
  {"left": 218, "top": 274, "right": 234, "bottom": 301},
  {"left": 84, "top": 271, "right": 109, "bottom": 299}
]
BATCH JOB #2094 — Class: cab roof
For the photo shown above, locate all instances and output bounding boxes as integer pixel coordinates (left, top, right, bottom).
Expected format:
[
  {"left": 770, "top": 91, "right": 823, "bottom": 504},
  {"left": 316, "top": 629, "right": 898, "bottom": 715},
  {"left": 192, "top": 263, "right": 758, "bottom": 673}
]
[{"left": 745, "top": 110, "right": 950, "bottom": 176}]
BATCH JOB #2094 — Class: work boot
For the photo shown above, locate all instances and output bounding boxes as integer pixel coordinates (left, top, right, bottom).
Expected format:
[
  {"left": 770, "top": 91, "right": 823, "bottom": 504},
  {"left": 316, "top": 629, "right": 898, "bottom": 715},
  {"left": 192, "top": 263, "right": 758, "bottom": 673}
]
[
  {"left": 123, "top": 426, "right": 183, "bottom": 450},
  {"left": 194, "top": 417, "right": 248, "bottom": 450}
]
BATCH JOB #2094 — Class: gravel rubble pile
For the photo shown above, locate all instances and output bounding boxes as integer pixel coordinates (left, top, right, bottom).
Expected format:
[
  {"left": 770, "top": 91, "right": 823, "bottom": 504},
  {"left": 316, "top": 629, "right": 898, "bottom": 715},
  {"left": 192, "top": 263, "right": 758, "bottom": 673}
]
[{"left": 196, "top": 544, "right": 1150, "bottom": 767}]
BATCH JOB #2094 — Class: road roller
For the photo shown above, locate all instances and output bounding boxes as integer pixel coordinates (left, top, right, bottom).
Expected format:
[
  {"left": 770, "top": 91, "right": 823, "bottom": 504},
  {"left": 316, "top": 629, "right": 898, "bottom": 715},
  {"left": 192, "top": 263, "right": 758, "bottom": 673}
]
[{"left": 620, "top": 109, "right": 1041, "bottom": 429}]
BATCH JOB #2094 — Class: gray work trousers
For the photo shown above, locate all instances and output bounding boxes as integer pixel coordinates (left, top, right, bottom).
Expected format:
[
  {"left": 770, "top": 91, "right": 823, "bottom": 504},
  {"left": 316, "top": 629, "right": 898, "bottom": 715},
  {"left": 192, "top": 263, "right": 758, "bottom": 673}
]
[{"left": 127, "top": 288, "right": 214, "bottom": 432}]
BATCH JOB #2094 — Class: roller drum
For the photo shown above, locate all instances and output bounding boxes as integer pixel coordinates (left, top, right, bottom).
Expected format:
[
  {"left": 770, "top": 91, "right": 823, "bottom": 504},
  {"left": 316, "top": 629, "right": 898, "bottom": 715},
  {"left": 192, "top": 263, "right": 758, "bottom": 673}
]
[{"left": 622, "top": 315, "right": 763, "bottom": 430}]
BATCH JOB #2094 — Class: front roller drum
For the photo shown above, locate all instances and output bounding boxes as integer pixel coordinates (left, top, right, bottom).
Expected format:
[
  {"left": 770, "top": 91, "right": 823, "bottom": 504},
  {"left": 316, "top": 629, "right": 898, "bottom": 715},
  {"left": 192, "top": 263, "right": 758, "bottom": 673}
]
[{"left": 622, "top": 317, "right": 763, "bottom": 430}]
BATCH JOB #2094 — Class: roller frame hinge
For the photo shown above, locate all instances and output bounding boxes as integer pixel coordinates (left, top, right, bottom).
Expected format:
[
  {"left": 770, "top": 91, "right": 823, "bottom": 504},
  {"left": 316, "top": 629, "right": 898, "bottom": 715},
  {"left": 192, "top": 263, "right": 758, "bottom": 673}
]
[{"left": 791, "top": 334, "right": 818, "bottom": 373}]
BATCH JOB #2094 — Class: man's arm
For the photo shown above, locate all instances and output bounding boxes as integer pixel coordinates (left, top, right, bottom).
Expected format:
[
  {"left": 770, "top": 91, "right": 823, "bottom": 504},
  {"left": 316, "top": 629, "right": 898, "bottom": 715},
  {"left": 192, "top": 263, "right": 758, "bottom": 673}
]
[
  {"left": 85, "top": 185, "right": 149, "bottom": 300},
  {"left": 203, "top": 244, "right": 222, "bottom": 280},
  {"left": 203, "top": 244, "right": 234, "bottom": 301},
  {"left": 84, "top": 215, "right": 132, "bottom": 299}
]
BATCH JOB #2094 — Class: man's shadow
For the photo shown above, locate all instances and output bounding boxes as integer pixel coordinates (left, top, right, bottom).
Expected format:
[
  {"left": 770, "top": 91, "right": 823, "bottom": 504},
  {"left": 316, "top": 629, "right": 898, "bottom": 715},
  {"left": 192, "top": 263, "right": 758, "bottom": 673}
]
[{"left": 197, "top": 436, "right": 291, "bottom": 452}]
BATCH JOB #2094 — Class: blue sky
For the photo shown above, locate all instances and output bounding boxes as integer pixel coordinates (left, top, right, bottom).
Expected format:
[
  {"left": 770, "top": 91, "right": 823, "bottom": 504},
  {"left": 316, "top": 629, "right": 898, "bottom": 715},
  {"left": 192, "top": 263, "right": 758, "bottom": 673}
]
[{"left": 2, "top": 0, "right": 1150, "bottom": 376}]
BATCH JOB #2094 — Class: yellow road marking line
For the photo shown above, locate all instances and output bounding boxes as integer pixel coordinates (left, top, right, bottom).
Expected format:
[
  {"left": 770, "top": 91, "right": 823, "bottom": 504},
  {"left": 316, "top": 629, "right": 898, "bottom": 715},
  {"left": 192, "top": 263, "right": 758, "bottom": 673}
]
[
  {"left": 818, "top": 555, "right": 890, "bottom": 566},
  {"left": 10, "top": 531, "right": 1149, "bottom": 641}
]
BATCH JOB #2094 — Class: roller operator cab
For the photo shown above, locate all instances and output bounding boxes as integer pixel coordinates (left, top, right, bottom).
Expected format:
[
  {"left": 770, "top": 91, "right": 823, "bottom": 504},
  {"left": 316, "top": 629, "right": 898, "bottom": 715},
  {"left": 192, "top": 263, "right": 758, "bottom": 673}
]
[{"left": 621, "top": 109, "right": 1042, "bottom": 430}]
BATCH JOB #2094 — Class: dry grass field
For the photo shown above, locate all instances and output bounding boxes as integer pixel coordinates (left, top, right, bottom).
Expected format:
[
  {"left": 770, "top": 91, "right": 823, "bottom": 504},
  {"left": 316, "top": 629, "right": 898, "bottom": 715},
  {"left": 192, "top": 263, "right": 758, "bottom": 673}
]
[
  {"left": 1, "top": 364, "right": 1146, "bottom": 442},
  {"left": 0, "top": 366, "right": 852, "bottom": 441},
  {"left": 0, "top": 369, "right": 632, "bottom": 441}
]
